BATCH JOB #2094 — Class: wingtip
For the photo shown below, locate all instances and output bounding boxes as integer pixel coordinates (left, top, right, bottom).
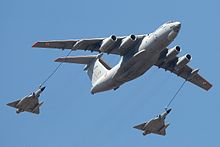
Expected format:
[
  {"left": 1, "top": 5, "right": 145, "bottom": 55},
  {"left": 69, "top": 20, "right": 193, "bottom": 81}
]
[
  {"left": 32, "top": 42, "right": 39, "bottom": 47},
  {"left": 6, "top": 102, "right": 14, "bottom": 107},
  {"left": 204, "top": 81, "right": 213, "bottom": 91},
  {"left": 207, "top": 83, "right": 213, "bottom": 91},
  {"left": 54, "top": 58, "right": 61, "bottom": 62},
  {"left": 133, "top": 126, "right": 137, "bottom": 129}
]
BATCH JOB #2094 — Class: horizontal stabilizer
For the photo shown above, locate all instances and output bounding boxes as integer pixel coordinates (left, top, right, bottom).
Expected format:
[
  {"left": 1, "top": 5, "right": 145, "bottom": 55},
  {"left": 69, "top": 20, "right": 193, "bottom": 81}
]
[
  {"left": 55, "top": 54, "right": 111, "bottom": 87},
  {"left": 55, "top": 55, "right": 98, "bottom": 64}
]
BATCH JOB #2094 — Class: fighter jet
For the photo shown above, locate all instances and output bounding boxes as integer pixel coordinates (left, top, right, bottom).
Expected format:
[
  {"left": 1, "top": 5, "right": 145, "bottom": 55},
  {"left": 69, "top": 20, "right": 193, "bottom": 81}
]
[
  {"left": 7, "top": 86, "right": 45, "bottom": 114},
  {"left": 133, "top": 108, "right": 171, "bottom": 136},
  {"left": 32, "top": 21, "right": 212, "bottom": 94}
]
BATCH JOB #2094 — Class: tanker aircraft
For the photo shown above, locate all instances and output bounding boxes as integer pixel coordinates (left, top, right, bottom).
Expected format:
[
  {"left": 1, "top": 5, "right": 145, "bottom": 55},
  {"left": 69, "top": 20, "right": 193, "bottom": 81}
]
[{"left": 32, "top": 21, "right": 212, "bottom": 94}]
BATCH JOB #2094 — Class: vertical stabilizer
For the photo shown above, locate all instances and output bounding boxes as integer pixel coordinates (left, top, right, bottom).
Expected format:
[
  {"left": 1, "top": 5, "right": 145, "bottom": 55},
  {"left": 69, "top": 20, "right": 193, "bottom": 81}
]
[{"left": 86, "top": 58, "right": 110, "bottom": 86}]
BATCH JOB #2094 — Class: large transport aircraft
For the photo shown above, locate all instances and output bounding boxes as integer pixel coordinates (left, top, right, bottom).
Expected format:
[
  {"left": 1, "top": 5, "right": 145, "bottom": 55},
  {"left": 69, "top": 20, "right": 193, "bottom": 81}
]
[{"left": 33, "top": 21, "right": 212, "bottom": 94}]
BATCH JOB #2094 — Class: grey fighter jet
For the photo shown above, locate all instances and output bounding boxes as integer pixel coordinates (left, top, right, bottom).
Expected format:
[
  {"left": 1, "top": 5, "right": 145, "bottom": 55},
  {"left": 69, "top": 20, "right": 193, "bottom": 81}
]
[
  {"left": 7, "top": 86, "right": 45, "bottom": 114},
  {"left": 33, "top": 21, "right": 212, "bottom": 94},
  {"left": 133, "top": 108, "right": 171, "bottom": 136}
]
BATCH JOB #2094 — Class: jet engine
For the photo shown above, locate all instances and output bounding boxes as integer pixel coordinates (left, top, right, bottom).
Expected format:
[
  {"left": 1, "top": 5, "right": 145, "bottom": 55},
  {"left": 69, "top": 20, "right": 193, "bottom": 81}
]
[
  {"left": 119, "top": 35, "right": 136, "bottom": 55},
  {"left": 164, "top": 46, "right": 181, "bottom": 63},
  {"left": 99, "top": 35, "right": 117, "bottom": 53},
  {"left": 174, "top": 54, "right": 191, "bottom": 71}
]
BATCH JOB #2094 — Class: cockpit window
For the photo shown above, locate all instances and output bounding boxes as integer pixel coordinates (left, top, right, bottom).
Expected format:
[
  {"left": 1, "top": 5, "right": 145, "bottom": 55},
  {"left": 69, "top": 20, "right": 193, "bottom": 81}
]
[
  {"left": 158, "top": 25, "right": 164, "bottom": 29},
  {"left": 165, "top": 20, "right": 175, "bottom": 24},
  {"left": 156, "top": 24, "right": 166, "bottom": 30}
]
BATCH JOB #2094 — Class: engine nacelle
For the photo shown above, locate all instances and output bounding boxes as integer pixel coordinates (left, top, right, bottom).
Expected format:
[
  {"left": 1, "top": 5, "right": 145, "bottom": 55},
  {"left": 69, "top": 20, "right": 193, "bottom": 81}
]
[
  {"left": 119, "top": 34, "right": 136, "bottom": 55},
  {"left": 175, "top": 54, "right": 192, "bottom": 71},
  {"left": 164, "top": 46, "right": 181, "bottom": 63},
  {"left": 99, "top": 35, "right": 117, "bottom": 53}
]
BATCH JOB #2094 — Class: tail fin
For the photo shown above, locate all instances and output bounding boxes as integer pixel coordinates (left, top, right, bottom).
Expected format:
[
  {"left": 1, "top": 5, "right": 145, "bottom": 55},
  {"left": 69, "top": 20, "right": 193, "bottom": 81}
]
[{"left": 55, "top": 54, "right": 111, "bottom": 86}]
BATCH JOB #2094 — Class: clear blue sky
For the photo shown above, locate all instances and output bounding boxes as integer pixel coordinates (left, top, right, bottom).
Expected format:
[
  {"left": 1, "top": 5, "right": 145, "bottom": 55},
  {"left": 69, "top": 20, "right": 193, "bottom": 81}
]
[{"left": 1, "top": 0, "right": 219, "bottom": 146}]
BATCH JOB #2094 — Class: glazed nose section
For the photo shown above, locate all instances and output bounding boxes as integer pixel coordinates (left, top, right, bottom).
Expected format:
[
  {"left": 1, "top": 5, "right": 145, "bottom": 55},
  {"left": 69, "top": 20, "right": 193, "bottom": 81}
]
[
  {"left": 173, "top": 22, "right": 181, "bottom": 32},
  {"left": 168, "top": 22, "right": 181, "bottom": 41}
]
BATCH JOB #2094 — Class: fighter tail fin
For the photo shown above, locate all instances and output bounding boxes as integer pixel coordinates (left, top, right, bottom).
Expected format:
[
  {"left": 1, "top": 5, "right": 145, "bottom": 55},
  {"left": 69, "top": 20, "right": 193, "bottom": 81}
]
[
  {"left": 158, "top": 123, "right": 169, "bottom": 136},
  {"left": 55, "top": 54, "right": 111, "bottom": 86}
]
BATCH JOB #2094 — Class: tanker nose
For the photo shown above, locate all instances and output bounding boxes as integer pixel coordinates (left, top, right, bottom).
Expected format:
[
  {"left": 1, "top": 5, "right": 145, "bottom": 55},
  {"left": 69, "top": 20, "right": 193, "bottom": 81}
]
[
  {"left": 173, "top": 22, "right": 181, "bottom": 32},
  {"left": 167, "top": 22, "right": 181, "bottom": 41}
]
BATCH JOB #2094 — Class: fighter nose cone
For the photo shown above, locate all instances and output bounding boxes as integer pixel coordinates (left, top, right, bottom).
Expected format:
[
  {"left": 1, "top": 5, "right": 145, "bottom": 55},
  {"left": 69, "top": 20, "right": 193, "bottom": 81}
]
[
  {"left": 166, "top": 108, "right": 172, "bottom": 114},
  {"left": 40, "top": 86, "right": 46, "bottom": 92}
]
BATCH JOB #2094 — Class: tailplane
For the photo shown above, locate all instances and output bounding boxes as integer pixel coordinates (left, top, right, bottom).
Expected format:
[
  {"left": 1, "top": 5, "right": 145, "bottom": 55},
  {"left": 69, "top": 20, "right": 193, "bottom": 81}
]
[{"left": 55, "top": 54, "right": 111, "bottom": 86}]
